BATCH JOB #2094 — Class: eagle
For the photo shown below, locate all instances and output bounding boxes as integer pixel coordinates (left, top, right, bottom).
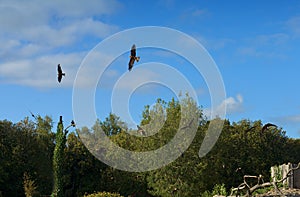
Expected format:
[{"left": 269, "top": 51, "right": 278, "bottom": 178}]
[
  {"left": 180, "top": 118, "right": 194, "bottom": 130},
  {"left": 29, "top": 110, "right": 36, "bottom": 119},
  {"left": 57, "top": 64, "right": 65, "bottom": 83},
  {"left": 262, "top": 123, "right": 277, "bottom": 132},
  {"left": 128, "top": 44, "right": 140, "bottom": 71},
  {"left": 245, "top": 126, "right": 256, "bottom": 133}
]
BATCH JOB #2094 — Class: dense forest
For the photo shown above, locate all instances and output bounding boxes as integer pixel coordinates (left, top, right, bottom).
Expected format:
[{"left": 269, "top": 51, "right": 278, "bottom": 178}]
[{"left": 1, "top": 96, "right": 300, "bottom": 197}]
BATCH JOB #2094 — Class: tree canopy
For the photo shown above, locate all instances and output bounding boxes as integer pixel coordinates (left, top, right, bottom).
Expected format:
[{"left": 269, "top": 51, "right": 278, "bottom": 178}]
[{"left": 0, "top": 95, "right": 299, "bottom": 196}]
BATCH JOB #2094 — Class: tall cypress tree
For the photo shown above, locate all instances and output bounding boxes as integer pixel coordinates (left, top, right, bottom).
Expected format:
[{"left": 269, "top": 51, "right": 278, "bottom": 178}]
[{"left": 53, "top": 116, "right": 66, "bottom": 197}]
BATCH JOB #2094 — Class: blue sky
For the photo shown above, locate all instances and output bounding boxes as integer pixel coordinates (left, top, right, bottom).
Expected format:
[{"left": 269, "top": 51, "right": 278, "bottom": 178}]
[{"left": 0, "top": 0, "right": 300, "bottom": 138}]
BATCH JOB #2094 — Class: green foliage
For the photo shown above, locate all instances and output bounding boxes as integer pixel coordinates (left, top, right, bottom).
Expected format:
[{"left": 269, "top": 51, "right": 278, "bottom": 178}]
[
  {"left": 1, "top": 95, "right": 300, "bottom": 197},
  {"left": 23, "top": 172, "right": 38, "bottom": 197},
  {"left": 100, "top": 113, "right": 127, "bottom": 136},
  {"left": 271, "top": 165, "right": 282, "bottom": 182},
  {"left": 201, "top": 184, "right": 227, "bottom": 197},
  {"left": 63, "top": 132, "right": 108, "bottom": 196},
  {"left": 144, "top": 95, "right": 204, "bottom": 197},
  {"left": 211, "top": 183, "right": 227, "bottom": 196},
  {"left": 200, "top": 190, "right": 211, "bottom": 197},
  {"left": 53, "top": 119, "right": 65, "bottom": 197},
  {"left": 83, "top": 191, "right": 124, "bottom": 197},
  {"left": 252, "top": 186, "right": 273, "bottom": 195},
  {"left": 0, "top": 116, "right": 54, "bottom": 196}
]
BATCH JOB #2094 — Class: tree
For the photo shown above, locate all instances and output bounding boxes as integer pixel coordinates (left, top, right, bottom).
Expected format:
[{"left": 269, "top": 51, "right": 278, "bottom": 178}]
[
  {"left": 144, "top": 95, "right": 204, "bottom": 196},
  {"left": 0, "top": 116, "right": 55, "bottom": 196},
  {"left": 53, "top": 117, "right": 66, "bottom": 197},
  {"left": 63, "top": 132, "right": 108, "bottom": 196},
  {"left": 100, "top": 113, "right": 127, "bottom": 136}
]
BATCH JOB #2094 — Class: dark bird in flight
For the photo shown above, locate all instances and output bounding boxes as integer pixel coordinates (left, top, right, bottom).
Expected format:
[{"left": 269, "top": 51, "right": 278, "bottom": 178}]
[
  {"left": 137, "top": 125, "right": 145, "bottom": 136},
  {"left": 262, "top": 123, "right": 277, "bottom": 132},
  {"left": 28, "top": 110, "right": 38, "bottom": 121},
  {"left": 29, "top": 110, "right": 36, "bottom": 119},
  {"left": 57, "top": 64, "right": 65, "bottom": 83},
  {"left": 128, "top": 44, "right": 140, "bottom": 71},
  {"left": 180, "top": 118, "right": 194, "bottom": 130},
  {"left": 245, "top": 126, "right": 256, "bottom": 133}
]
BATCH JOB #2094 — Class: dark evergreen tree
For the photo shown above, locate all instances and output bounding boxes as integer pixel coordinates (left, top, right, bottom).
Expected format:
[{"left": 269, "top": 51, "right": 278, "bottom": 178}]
[{"left": 53, "top": 117, "right": 66, "bottom": 197}]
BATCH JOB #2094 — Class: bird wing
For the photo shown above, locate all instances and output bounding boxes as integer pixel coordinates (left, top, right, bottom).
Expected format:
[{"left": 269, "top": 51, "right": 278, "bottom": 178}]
[
  {"left": 262, "top": 123, "right": 277, "bottom": 132},
  {"left": 128, "top": 57, "right": 135, "bottom": 71},
  {"left": 28, "top": 110, "right": 36, "bottom": 119},
  {"left": 245, "top": 126, "right": 255, "bottom": 133},
  {"left": 58, "top": 74, "right": 62, "bottom": 83},
  {"left": 57, "top": 64, "right": 62, "bottom": 74},
  {"left": 180, "top": 118, "right": 194, "bottom": 130},
  {"left": 188, "top": 118, "right": 194, "bottom": 127}
]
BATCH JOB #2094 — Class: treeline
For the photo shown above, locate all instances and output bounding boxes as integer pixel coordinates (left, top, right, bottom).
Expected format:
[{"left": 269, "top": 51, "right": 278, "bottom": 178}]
[{"left": 0, "top": 96, "right": 300, "bottom": 196}]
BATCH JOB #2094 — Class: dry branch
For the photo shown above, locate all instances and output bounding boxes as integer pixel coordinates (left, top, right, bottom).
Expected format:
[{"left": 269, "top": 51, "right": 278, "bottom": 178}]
[{"left": 230, "top": 162, "right": 300, "bottom": 197}]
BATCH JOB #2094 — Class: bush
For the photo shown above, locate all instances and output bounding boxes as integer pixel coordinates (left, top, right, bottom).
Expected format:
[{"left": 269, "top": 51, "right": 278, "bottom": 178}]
[
  {"left": 201, "top": 190, "right": 212, "bottom": 197},
  {"left": 83, "top": 191, "right": 124, "bottom": 197},
  {"left": 23, "top": 172, "right": 38, "bottom": 197},
  {"left": 211, "top": 183, "right": 227, "bottom": 196},
  {"left": 201, "top": 184, "right": 227, "bottom": 197}
]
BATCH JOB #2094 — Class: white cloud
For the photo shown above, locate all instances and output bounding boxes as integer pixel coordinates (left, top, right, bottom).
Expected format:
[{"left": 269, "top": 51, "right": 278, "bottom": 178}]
[
  {"left": 204, "top": 94, "right": 244, "bottom": 118},
  {"left": 0, "top": 1, "right": 121, "bottom": 87},
  {"left": 0, "top": 52, "right": 86, "bottom": 88},
  {"left": 18, "top": 18, "right": 119, "bottom": 48},
  {"left": 0, "top": 0, "right": 120, "bottom": 29},
  {"left": 0, "top": 0, "right": 121, "bottom": 49}
]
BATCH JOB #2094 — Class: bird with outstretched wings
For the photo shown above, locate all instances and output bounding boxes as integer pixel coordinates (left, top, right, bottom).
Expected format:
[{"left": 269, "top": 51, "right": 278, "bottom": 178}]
[
  {"left": 128, "top": 44, "right": 140, "bottom": 71},
  {"left": 262, "top": 123, "right": 277, "bottom": 132},
  {"left": 180, "top": 118, "right": 194, "bottom": 130},
  {"left": 57, "top": 64, "right": 65, "bottom": 83},
  {"left": 245, "top": 126, "right": 255, "bottom": 133}
]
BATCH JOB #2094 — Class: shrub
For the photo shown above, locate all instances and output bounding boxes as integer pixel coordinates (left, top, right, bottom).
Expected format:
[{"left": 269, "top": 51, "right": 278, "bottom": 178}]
[
  {"left": 201, "top": 183, "right": 227, "bottom": 197},
  {"left": 23, "top": 172, "right": 38, "bottom": 197},
  {"left": 211, "top": 183, "right": 227, "bottom": 196}
]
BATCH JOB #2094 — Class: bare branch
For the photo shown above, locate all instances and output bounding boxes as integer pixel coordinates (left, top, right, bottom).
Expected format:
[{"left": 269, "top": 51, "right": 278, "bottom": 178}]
[{"left": 231, "top": 162, "right": 300, "bottom": 196}]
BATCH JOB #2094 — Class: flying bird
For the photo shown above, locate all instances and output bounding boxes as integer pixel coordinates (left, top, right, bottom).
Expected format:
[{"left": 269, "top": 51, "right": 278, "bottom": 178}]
[
  {"left": 28, "top": 110, "right": 39, "bottom": 122},
  {"left": 245, "top": 126, "right": 256, "bottom": 133},
  {"left": 29, "top": 110, "right": 36, "bottom": 119},
  {"left": 128, "top": 44, "right": 140, "bottom": 71},
  {"left": 57, "top": 64, "right": 65, "bottom": 83},
  {"left": 262, "top": 123, "right": 277, "bottom": 132},
  {"left": 180, "top": 118, "right": 194, "bottom": 130}
]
